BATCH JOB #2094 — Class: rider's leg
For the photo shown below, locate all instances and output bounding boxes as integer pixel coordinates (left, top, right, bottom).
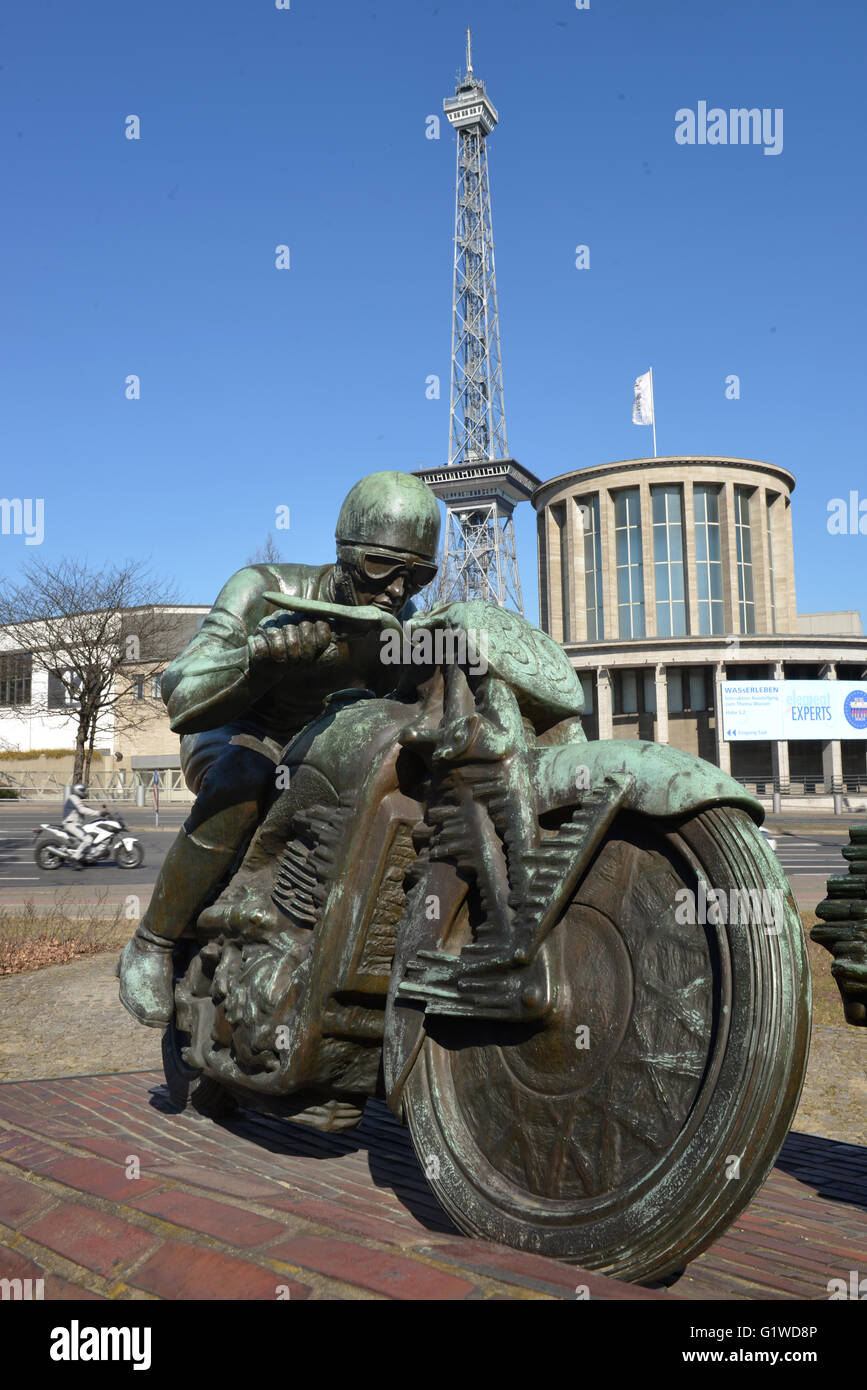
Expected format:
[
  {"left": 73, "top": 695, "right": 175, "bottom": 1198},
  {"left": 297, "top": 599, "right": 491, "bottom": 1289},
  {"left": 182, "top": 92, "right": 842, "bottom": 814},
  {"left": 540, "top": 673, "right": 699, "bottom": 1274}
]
[
  {"left": 118, "top": 730, "right": 280, "bottom": 1028},
  {"left": 67, "top": 824, "right": 88, "bottom": 860}
]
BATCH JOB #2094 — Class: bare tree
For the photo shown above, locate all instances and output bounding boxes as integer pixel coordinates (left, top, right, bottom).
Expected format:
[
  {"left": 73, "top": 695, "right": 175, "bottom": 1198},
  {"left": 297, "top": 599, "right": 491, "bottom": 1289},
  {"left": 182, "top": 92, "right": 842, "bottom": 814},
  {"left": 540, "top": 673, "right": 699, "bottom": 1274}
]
[
  {"left": 0, "top": 557, "right": 182, "bottom": 783},
  {"left": 246, "top": 533, "right": 282, "bottom": 565}
]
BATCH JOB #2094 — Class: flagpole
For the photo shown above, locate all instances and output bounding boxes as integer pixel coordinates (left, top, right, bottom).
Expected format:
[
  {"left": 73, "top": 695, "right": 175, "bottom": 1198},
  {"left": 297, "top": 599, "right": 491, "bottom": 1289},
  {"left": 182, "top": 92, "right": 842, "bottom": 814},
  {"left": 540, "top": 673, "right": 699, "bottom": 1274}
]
[{"left": 649, "top": 366, "right": 657, "bottom": 457}]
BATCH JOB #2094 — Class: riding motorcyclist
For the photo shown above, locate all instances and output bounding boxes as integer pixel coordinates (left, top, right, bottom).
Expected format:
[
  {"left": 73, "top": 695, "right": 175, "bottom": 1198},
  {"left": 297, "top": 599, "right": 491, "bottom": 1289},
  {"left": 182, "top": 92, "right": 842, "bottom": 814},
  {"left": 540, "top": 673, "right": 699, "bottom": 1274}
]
[
  {"left": 118, "top": 470, "right": 440, "bottom": 1029},
  {"left": 63, "top": 782, "right": 101, "bottom": 864}
]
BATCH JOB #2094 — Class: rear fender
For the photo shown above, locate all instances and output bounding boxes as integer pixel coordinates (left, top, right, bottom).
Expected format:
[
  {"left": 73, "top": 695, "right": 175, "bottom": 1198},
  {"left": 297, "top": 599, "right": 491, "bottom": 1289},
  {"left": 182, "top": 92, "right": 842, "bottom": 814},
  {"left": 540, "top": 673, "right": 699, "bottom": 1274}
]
[{"left": 534, "top": 738, "right": 764, "bottom": 825}]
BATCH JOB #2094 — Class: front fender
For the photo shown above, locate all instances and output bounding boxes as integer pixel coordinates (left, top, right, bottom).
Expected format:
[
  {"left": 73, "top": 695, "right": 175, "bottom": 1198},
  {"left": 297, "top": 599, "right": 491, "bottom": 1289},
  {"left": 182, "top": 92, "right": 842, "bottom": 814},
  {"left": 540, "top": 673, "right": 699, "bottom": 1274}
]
[{"left": 534, "top": 738, "right": 764, "bottom": 825}]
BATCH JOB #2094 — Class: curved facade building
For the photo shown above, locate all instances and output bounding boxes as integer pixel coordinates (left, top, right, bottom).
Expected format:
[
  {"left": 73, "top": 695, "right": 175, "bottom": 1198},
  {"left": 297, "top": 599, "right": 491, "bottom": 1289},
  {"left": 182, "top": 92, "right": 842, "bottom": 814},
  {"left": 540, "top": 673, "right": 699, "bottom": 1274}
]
[{"left": 534, "top": 456, "right": 867, "bottom": 803}]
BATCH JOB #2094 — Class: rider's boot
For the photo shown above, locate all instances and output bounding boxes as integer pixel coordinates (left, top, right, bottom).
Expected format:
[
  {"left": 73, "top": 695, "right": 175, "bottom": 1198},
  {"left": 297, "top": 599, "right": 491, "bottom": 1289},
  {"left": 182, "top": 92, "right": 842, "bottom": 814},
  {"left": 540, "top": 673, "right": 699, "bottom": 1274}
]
[{"left": 118, "top": 803, "right": 257, "bottom": 1028}]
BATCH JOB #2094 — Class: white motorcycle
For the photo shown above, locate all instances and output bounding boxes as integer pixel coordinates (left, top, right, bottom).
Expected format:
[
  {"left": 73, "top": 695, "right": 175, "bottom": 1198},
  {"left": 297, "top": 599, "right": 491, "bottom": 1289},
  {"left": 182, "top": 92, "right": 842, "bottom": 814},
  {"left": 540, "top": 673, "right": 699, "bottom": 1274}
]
[{"left": 33, "top": 810, "right": 144, "bottom": 870}]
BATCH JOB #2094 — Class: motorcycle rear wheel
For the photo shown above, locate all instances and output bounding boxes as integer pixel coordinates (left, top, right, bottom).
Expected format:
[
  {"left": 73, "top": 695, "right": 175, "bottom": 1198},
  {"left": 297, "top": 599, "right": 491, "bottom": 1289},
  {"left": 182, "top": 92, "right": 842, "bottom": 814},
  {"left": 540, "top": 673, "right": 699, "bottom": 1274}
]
[
  {"left": 35, "top": 842, "right": 63, "bottom": 870},
  {"left": 402, "top": 806, "right": 810, "bottom": 1284}
]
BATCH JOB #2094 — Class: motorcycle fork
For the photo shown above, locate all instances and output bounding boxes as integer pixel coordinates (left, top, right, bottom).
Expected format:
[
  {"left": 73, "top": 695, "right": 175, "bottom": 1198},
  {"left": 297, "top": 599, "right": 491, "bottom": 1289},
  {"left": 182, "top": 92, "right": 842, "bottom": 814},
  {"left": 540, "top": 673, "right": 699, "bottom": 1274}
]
[{"left": 395, "top": 765, "right": 635, "bottom": 1025}]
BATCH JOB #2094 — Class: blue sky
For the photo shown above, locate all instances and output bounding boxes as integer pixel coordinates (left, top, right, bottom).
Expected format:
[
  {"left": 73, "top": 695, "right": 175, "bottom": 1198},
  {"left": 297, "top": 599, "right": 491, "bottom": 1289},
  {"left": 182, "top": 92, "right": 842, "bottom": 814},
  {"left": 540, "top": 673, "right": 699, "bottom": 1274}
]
[{"left": 1, "top": 0, "right": 864, "bottom": 624}]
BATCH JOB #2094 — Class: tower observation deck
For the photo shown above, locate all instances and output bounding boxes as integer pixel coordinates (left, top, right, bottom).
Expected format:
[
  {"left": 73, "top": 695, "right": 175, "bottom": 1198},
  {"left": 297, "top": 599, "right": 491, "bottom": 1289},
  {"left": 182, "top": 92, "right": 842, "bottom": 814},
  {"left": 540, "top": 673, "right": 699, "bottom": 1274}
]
[{"left": 415, "top": 30, "right": 539, "bottom": 614}]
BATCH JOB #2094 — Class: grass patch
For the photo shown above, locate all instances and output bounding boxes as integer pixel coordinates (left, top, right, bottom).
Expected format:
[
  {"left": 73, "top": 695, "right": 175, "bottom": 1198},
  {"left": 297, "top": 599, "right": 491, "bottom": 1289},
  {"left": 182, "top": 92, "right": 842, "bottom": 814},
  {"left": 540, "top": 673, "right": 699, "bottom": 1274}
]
[
  {"left": 0, "top": 898, "right": 850, "bottom": 1033},
  {"left": 0, "top": 892, "right": 136, "bottom": 977}
]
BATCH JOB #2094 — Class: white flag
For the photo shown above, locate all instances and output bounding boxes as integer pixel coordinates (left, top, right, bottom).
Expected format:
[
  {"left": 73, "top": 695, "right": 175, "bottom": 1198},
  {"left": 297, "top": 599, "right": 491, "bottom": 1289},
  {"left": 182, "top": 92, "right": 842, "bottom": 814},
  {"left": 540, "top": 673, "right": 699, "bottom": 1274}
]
[{"left": 632, "top": 371, "right": 654, "bottom": 426}]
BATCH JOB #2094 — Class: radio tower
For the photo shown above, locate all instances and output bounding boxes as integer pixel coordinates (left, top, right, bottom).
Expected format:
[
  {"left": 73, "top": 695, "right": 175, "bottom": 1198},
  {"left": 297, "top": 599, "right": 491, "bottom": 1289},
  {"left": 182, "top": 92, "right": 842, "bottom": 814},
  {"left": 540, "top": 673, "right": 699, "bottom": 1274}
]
[{"left": 416, "top": 30, "right": 539, "bottom": 613}]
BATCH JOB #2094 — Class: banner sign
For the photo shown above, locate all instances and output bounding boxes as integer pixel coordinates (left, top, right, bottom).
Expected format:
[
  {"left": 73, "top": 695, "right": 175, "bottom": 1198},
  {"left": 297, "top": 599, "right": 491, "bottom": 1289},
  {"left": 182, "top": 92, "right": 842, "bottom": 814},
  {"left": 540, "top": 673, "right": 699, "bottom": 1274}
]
[{"left": 721, "top": 681, "right": 867, "bottom": 741}]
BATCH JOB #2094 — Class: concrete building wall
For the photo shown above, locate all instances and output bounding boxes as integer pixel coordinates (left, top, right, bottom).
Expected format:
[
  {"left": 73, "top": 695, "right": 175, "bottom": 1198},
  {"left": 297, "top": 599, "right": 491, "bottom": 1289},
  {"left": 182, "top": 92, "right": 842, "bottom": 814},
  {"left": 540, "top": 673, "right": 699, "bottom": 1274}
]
[
  {"left": 537, "top": 457, "right": 800, "bottom": 641},
  {"left": 534, "top": 457, "right": 867, "bottom": 805},
  {"left": 797, "top": 611, "right": 863, "bottom": 636},
  {"left": 0, "top": 605, "right": 207, "bottom": 775}
]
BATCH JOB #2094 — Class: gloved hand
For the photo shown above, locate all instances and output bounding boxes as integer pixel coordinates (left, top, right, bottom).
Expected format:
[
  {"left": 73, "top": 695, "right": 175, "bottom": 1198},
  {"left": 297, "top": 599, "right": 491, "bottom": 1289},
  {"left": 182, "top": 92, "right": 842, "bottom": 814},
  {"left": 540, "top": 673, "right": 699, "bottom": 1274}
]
[{"left": 248, "top": 614, "right": 333, "bottom": 666}]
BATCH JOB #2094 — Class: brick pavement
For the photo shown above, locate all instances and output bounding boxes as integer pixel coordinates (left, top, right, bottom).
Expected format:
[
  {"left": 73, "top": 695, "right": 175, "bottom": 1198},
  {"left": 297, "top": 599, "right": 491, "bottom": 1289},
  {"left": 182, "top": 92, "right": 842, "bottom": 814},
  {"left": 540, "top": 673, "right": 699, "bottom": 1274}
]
[{"left": 0, "top": 1071, "right": 863, "bottom": 1301}]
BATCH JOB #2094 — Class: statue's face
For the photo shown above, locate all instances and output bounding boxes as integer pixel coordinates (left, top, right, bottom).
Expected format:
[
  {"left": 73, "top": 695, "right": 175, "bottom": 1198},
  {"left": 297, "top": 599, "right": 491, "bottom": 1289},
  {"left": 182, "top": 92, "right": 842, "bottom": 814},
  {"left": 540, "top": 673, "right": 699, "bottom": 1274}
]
[{"left": 335, "top": 545, "right": 437, "bottom": 614}]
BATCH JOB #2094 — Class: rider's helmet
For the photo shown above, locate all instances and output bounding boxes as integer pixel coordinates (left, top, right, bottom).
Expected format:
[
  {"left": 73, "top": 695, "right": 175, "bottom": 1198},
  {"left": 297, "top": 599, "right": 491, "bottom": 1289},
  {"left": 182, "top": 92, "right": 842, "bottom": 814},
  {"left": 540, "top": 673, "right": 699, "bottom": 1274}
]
[
  {"left": 72, "top": 783, "right": 87, "bottom": 797},
  {"left": 334, "top": 472, "right": 440, "bottom": 611}
]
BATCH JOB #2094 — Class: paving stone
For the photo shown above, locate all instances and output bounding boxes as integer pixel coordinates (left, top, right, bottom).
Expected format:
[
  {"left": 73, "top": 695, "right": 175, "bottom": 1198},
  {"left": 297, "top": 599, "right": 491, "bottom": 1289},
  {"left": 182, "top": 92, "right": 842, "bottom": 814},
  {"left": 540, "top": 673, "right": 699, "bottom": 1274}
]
[
  {"left": 68, "top": 1136, "right": 167, "bottom": 1169},
  {"left": 0, "top": 1247, "right": 49, "bottom": 1284},
  {"left": 147, "top": 1162, "right": 288, "bottom": 1202},
  {"left": 268, "top": 1233, "right": 476, "bottom": 1300},
  {"left": 43, "top": 1155, "right": 163, "bottom": 1203},
  {"left": 0, "top": 1071, "right": 864, "bottom": 1302},
  {"left": 129, "top": 1240, "right": 310, "bottom": 1301},
  {"left": 43, "top": 1277, "right": 105, "bottom": 1300},
  {"left": 285, "top": 1198, "right": 437, "bottom": 1248},
  {"left": 23, "top": 1202, "right": 157, "bottom": 1278},
  {"left": 413, "top": 1240, "right": 662, "bottom": 1300},
  {"left": 0, "top": 1171, "right": 56, "bottom": 1226},
  {"left": 129, "top": 1190, "right": 288, "bottom": 1247}
]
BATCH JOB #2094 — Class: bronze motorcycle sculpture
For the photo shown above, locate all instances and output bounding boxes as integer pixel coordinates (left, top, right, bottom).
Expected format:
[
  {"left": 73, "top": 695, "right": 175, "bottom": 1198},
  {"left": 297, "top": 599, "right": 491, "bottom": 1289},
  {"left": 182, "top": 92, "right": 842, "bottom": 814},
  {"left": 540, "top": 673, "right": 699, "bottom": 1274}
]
[{"left": 157, "top": 596, "right": 810, "bottom": 1284}]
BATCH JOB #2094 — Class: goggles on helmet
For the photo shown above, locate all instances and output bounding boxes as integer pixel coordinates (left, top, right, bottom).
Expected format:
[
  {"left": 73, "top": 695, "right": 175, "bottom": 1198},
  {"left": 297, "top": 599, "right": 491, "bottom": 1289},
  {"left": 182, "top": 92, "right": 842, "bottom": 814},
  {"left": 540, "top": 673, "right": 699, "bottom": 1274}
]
[{"left": 337, "top": 544, "right": 438, "bottom": 592}]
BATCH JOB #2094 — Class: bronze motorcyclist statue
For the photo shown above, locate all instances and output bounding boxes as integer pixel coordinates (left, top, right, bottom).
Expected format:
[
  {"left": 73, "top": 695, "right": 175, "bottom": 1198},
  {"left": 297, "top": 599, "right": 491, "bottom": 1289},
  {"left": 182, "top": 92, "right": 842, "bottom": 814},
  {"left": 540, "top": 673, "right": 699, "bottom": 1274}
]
[
  {"left": 118, "top": 470, "right": 440, "bottom": 1028},
  {"left": 115, "top": 467, "right": 812, "bottom": 1284}
]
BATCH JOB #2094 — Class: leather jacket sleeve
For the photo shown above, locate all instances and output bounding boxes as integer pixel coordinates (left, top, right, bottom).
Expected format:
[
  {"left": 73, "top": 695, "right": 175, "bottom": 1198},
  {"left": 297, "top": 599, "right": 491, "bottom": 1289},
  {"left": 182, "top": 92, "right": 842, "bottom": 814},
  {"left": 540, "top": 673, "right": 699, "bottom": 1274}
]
[{"left": 161, "top": 565, "right": 320, "bottom": 736}]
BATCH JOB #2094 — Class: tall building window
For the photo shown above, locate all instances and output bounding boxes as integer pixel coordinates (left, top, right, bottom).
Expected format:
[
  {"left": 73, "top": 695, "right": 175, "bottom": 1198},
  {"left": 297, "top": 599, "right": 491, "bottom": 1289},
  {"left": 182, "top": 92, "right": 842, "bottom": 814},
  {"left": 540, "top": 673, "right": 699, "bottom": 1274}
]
[
  {"left": 667, "top": 667, "right": 710, "bottom": 713},
  {"left": 0, "top": 653, "right": 32, "bottom": 706},
  {"left": 47, "top": 670, "right": 67, "bottom": 709},
  {"left": 550, "top": 503, "right": 570, "bottom": 640},
  {"left": 766, "top": 496, "right": 776, "bottom": 633},
  {"left": 652, "top": 485, "right": 687, "bottom": 636},
  {"left": 614, "top": 669, "right": 655, "bottom": 715},
  {"left": 577, "top": 495, "right": 604, "bottom": 640},
  {"left": 538, "top": 512, "right": 550, "bottom": 632},
  {"left": 615, "top": 488, "right": 645, "bottom": 638},
  {"left": 694, "top": 486, "right": 724, "bottom": 635},
  {"left": 735, "top": 486, "right": 756, "bottom": 634}
]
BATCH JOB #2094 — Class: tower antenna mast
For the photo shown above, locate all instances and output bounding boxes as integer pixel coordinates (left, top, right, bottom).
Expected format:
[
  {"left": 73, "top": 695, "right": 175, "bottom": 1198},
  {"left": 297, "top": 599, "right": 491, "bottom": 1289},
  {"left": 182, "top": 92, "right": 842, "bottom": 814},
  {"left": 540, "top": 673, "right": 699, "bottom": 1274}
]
[{"left": 414, "top": 34, "right": 540, "bottom": 614}]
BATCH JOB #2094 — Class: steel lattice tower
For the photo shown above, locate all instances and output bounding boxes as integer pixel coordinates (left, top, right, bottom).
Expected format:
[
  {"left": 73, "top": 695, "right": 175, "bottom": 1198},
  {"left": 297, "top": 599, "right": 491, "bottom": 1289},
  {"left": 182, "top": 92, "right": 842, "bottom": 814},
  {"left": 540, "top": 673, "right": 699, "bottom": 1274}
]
[{"left": 416, "top": 31, "right": 539, "bottom": 614}]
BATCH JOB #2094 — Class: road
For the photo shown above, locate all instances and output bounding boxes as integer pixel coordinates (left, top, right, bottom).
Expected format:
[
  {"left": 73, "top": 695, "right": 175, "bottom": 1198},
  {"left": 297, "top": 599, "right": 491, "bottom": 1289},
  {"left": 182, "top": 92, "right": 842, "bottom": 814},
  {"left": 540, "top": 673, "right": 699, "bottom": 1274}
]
[
  {"left": 0, "top": 803, "right": 854, "bottom": 913},
  {"left": 764, "top": 827, "right": 852, "bottom": 911},
  {"left": 0, "top": 803, "right": 187, "bottom": 911}
]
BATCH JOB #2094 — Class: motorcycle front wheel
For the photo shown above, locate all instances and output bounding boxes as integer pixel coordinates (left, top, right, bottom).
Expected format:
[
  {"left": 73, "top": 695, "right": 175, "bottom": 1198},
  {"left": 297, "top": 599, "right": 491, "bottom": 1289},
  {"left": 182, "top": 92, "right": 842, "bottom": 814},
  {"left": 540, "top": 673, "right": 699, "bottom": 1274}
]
[
  {"left": 116, "top": 842, "right": 144, "bottom": 869},
  {"left": 402, "top": 806, "right": 811, "bottom": 1284}
]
